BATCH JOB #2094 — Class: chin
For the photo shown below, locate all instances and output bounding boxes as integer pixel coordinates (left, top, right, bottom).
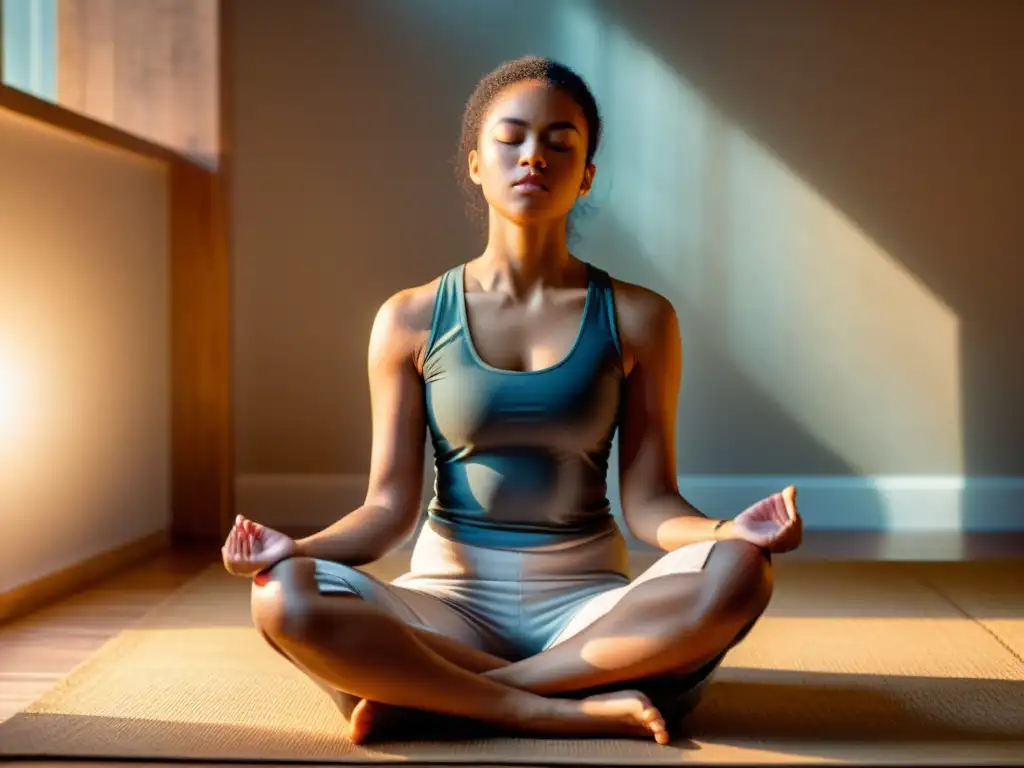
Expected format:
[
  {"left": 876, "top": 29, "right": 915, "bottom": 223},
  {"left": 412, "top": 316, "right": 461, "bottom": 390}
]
[{"left": 495, "top": 195, "right": 572, "bottom": 225}]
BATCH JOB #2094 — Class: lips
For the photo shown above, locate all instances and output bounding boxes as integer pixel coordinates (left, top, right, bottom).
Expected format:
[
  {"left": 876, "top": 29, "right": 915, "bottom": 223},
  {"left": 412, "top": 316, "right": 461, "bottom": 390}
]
[{"left": 514, "top": 174, "right": 548, "bottom": 190}]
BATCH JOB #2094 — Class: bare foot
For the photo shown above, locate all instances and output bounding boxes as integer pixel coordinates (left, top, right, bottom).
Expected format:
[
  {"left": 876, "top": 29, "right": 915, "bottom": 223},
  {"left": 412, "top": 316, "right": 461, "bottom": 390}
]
[
  {"left": 347, "top": 699, "right": 431, "bottom": 745},
  {"left": 346, "top": 699, "right": 477, "bottom": 745},
  {"left": 346, "top": 698, "right": 378, "bottom": 745},
  {"left": 578, "top": 690, "right": 670, "bottom": 744},
  {"left": 346, "top": 689, "right": 669, "bottom": 745}
]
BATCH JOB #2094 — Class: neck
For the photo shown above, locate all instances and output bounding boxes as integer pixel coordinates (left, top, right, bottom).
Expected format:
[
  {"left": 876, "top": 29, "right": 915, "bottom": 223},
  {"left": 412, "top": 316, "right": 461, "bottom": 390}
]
[{"left": 478, "top": 211, "right": 576, "bottom": 297}]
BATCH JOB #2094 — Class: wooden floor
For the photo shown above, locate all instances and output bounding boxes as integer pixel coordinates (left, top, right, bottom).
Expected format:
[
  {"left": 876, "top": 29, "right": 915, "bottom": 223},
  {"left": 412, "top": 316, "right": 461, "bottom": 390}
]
[
  {"left": 1, "top": 532, "right": 1022, "bottom": 767},
  {"left": 0, "top": 547, "right": 215, "bottom": 725}
]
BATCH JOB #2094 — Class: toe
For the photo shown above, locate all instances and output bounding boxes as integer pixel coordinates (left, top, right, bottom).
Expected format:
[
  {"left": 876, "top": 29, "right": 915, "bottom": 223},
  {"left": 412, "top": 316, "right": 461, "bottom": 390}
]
[
  {"left": 642, "top": 706, "right": 662, "bottom": 723},
  {"left": 346, "top": 699, "right": 371, "bottom": 745},
  {"left": 644, "top": 708, "right": 669, "bottom": 744}
]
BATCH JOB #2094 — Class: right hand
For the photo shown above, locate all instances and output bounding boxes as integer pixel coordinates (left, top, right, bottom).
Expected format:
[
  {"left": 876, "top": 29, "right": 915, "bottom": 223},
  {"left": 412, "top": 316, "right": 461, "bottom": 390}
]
[
  {"left": 221, "top": 514, "right": 299, "bottom": 578},
  {"left": 730, "top": 485, "right": 803, "bottom": 554}
]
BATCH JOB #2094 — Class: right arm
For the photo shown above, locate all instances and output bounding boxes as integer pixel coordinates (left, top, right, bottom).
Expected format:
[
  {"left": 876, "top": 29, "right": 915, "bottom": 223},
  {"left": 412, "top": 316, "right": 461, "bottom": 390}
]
[{"left": 293, "top": 287, "right": 431, "bottom": 565}]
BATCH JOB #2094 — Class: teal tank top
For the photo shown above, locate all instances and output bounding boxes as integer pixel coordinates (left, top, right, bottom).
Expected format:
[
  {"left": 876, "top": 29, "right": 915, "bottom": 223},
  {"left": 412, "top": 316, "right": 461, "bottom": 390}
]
[{"left": 422, "top": 262, "right": 625, "bottom": 549}]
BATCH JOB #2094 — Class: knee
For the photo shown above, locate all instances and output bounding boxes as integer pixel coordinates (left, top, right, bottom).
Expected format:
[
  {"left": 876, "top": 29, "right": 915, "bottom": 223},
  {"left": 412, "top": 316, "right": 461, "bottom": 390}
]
[
  {"left": 703, "top": 539, "right": 774, "bottom": 621},
  {"left": 250, "top": 556, "right": 323, "bottom": 641}
]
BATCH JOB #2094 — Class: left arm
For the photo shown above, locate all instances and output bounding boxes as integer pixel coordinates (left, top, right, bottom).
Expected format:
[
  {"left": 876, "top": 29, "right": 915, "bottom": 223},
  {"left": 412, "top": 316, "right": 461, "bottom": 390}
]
[{"left": 615, "top": 285, "right": 736, "bottom": 551}]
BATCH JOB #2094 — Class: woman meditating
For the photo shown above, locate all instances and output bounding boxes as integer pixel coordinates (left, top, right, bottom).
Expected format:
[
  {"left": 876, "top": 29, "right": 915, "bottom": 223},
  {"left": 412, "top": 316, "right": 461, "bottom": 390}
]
[{"left": 222, "top": 56, "right": 802, "bottom": 746}]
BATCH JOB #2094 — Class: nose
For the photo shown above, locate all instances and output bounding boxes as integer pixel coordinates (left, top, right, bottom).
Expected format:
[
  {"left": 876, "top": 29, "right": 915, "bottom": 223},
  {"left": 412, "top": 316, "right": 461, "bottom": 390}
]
[{"left": 518, "top": 136, "right": 546, "bottom": 170}]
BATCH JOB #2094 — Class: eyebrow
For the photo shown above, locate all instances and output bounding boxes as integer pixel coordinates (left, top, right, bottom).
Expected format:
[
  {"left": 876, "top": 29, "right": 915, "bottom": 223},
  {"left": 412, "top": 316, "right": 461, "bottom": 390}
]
[{"left": 494, "top": 118, "right": 581, "bottom": 133}]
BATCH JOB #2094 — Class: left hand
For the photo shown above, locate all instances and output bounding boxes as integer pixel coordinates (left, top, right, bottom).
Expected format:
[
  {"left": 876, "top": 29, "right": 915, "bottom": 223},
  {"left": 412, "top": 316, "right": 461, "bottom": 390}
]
[
  {"left": 729, "top": 485, "right": 803, "bottom": 553},
  {"left": 221, "top": 515, "right": 298, "bottom": 578}
]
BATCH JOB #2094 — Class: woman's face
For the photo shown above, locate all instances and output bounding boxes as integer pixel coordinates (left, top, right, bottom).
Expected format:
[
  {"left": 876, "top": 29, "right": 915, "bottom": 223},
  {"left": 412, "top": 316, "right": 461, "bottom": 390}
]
[{"left": 469, "top": 80, "right": 595, "bottom": 225}]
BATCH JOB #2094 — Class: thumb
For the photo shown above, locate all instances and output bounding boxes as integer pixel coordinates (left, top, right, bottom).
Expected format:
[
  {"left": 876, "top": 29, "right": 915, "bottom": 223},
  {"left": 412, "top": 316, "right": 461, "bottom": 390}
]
[{"left": 782, "top": 485, "right": 798, "bottom": 519}]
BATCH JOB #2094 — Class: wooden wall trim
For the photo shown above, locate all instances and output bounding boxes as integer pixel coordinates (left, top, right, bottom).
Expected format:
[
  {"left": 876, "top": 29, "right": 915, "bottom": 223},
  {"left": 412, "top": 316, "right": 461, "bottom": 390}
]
[
  {"left": 169, "top": 0, "right": 234, "bottom": 545},
  {"left": 0, "top": 530, "right": 171, "bottom": 625},
  {"left": 170, "top": 158, "right": 234, "bottom": 545},
  {"left": 0, "top": 83, "right": 177, "bottom": 164}
]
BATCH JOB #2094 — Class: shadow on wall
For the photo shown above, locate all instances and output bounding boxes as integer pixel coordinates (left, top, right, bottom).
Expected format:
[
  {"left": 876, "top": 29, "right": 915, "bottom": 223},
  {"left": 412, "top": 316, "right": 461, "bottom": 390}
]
[
  {"left": 388, "top": 0, "right": 1024, "bottom": 531},
  {"left": 387, "top": 0, "right": 965, "bottom": 531},
  {"left": 233, "top": 0, "right": 1022, "bottom": 534},
  {"left": 577, "top": 0, "right": 1023, "bottom": 530}
]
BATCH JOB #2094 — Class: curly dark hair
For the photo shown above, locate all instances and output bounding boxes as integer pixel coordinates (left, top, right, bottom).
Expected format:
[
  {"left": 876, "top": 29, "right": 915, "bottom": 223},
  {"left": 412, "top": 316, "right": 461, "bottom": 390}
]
[{"left": 454, "top": 56, "right": 602, "bottom": 242}]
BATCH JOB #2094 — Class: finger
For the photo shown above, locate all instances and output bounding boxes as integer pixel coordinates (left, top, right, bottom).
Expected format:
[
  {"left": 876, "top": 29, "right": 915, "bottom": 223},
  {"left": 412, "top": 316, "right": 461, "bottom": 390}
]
[
  {"left": 780, "top": 519, "right": 801, "bottom": 550},
  {"left": 783, "top": 517, "right": 800, "bottom": 541},
  {"left": 770, "top": 492, "right": 788, "bottom": 524},
  {"left": 772, "top": 493, "right": 789, "bottom": 524},
  {"left": 783, "top": 485, "right": 797, "bottom": 520},
  {"left": 786, "top": 518, "right": 802, "bottom": 548}
]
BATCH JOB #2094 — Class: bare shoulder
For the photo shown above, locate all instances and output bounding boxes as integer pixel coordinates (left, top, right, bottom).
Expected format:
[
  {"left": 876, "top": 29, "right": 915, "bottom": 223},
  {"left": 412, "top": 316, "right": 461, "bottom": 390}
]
[
  {"left": 369, "top": 276, "right": 443, "bottom": 372},
  {"left": 608, "top": 276, "right": 679, "bottom": 370},
  {"left": 376, "top": 277, "right": 441, "bottom": 335}
]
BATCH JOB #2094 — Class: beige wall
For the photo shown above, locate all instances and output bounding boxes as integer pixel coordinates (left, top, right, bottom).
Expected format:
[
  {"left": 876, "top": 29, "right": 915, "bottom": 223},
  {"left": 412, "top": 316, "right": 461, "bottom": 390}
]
[
  {"left": 0, "top": 108, "right": 170, "bottom": 591},
  {"left": 231, "top": 0, "right": 1023, "bottom": 533}
]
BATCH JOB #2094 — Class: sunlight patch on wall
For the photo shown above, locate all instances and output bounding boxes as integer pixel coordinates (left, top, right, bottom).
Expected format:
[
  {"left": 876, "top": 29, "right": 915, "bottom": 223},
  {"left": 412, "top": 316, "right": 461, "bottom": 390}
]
[
  {"left": 555, "top": 1, "right": 963, "bottom": 480},
  {"left": 0, "top": 107, "right": 170, "bottom": 592},
  {"left": 0, "top": 341, "right": 36, "bottom": 449},
  {"left": 0, "top": 329, "right": 53, "bottom": 486}
]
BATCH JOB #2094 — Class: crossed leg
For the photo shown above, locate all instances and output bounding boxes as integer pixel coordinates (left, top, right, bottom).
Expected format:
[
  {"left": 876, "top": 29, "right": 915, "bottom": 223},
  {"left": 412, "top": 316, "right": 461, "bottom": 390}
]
[
  {"left": 250, "top": 558, "right": 673, "bottom": 744},
  {"left": 485, "top": 539, "right": 773, "bottom": 695},
  {"left": 250, "top": 538, "right": 772, "bottom": 742}
]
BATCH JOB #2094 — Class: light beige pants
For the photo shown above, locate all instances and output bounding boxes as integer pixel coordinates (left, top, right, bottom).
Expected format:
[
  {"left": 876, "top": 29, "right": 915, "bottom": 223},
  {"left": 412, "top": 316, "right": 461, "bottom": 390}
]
[{"left": 313, "top": 519, "right": 717, "bottom": 663}]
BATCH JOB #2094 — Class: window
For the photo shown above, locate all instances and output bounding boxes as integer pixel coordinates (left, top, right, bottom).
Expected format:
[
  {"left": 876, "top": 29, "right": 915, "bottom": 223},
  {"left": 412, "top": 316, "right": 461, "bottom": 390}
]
[
  {"left": 2, "top": 0, "right": 58, "bottom": 102},
  {"left": 1, "top": 0, "right": 217, "bottom": 165}
]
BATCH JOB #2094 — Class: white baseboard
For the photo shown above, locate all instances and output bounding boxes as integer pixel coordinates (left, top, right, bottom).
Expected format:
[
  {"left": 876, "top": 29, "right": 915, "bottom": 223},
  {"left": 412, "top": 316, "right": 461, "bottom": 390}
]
[
  {"left": 674, "top": 475, "right": 1024, "bottom": 531},
  {"left": 235, "top": 473, "right": 1024, "bottom": 533}
]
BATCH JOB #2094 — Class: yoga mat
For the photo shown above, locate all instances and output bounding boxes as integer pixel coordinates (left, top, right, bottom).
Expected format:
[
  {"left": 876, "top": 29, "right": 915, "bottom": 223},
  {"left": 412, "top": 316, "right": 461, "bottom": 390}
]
[{"left": 1, "top": 557, "right": 1022, "bottom": 764}]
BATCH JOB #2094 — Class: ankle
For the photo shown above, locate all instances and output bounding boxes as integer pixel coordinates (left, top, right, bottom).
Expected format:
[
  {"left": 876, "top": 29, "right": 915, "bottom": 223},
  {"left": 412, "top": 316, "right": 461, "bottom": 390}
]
[{"left": 514, "top": 693, "right": 579, "bottom": 730}]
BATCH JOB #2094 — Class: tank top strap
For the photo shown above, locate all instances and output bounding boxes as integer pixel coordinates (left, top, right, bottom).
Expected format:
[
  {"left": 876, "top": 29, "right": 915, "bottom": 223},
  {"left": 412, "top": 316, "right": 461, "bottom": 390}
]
[
  {"left": 584, "top": 263, "right": 623, "bottom": 359},
  {"left": 423, "top": 266, "right": 463, "bottom": 364}
]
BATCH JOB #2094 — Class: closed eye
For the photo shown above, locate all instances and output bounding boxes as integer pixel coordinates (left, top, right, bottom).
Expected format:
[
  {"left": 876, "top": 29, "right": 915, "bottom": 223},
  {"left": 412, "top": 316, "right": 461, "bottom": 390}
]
[{"left": 495, "top": 138, "right": 572, "bottom": 152}]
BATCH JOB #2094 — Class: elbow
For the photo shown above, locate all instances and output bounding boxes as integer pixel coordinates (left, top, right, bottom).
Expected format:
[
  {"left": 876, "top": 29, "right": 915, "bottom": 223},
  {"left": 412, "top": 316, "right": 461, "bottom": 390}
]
[
  {"left": 620, "top": 489, "right": 687, "bottom": 549},
  {"left": 620, "top": 503, "right": 657, "bottom": 548},
  {"left": 389, "top": 504, "right": 423, "bottom": 548},
  {"left": 626, "top": 522, "right": 658, "bottom": 550},
  {"left": 368, "top": 498, "right": 422, "bottom": 553}
]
